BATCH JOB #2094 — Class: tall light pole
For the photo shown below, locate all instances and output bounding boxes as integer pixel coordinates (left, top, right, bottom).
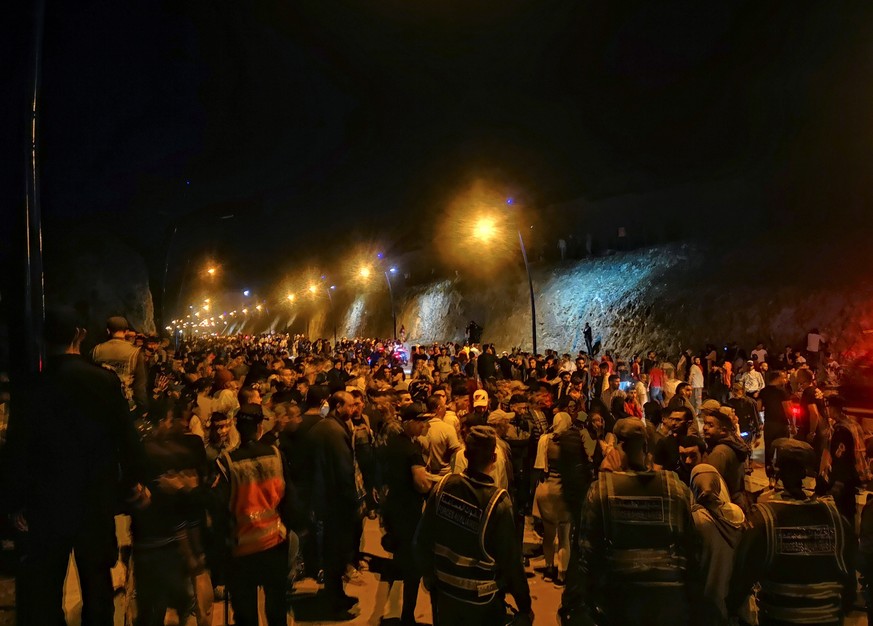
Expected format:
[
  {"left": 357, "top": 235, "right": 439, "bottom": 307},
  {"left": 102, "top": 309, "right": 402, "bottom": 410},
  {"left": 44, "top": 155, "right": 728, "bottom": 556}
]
[
  {"left": 473, "top": 210, "right": 538, "bottom": 355},
  {"left": 309, "top": 282, "right": 337, "bottom": 345},
  {"left": 517, "top": 230, "right": 537, "bottom": 356},
  {"left": 361, "top": 261, "right": 399, "bottom": 340},
  {"left": 385, "top": 266, "right": 398, "bottom": 340}
]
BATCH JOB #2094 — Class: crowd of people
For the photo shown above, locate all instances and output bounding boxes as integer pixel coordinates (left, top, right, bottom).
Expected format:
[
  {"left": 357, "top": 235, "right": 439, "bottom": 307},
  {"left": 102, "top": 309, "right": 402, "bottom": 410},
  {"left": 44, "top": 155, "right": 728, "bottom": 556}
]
[{"left": 1, "top": 312, "right": 870, "bottom": 626}]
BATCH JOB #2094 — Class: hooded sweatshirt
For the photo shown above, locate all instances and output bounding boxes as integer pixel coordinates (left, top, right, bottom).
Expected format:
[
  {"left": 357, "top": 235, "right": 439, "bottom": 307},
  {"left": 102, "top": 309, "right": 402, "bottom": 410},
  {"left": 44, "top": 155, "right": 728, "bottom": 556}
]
[{"left": 705, "top": 432, "right": 751, "bottom": 512}]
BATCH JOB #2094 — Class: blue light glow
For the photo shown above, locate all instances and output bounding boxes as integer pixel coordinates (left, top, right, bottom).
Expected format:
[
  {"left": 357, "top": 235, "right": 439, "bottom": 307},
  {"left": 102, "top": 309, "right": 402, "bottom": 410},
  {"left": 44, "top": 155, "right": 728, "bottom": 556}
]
[
  {"left": 243, "top": 290, "right": 250, "bottom": 297},
  {"left": 377, "top": 253, "right": 384, "bottom": 259},
  {"left": 389, "top": 267, "right": 397, "bottom": 273},
  {"left": 506, "top": 197, "right": 514, "bottom": 204}
]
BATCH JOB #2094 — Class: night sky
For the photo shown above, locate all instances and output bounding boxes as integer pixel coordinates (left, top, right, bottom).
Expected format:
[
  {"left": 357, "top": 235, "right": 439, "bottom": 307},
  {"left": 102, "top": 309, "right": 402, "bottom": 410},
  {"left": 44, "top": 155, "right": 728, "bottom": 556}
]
[{"left": 36, "top": 1, "right": 873, "bottom": 288}]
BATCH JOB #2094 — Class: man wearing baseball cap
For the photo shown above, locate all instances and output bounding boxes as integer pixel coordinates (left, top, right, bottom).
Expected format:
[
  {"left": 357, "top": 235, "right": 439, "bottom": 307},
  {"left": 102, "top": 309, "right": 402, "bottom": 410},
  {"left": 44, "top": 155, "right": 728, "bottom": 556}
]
[
  {"left": 91, "top": 315, "right": 148, "bottom": 415},
  {"left": 382, "top": 403, "right": 432, "bottom": 626},
  {"left": 466, "top": 389, "right": 490, "bottom": 428}
]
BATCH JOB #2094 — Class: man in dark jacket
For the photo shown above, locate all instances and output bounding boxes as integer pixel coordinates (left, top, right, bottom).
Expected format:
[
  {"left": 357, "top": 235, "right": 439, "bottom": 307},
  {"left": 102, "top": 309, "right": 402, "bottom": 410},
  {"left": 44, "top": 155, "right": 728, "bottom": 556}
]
[
  {"left": 309, "top": 391, "right": 365, "bottom": 611},
  {"left": 701, "top": 405, "right": 751, "bottom": 513},
  {"left": 477, "top": 345, "right": 499, "bottom": 382},
  {"left": 6, "top": 308, "right": 148, "bottom": 625}
]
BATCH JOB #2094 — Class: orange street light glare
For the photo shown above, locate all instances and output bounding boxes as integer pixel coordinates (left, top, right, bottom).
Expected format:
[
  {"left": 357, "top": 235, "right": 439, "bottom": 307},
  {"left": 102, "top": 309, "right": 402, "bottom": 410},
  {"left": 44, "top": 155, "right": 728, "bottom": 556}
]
[
  {"left": 287, "top": 293, "right": 295, "bottom": 302},
  {"left": 359, "top": 266, "right": 372, "bottom": 279},
  {"left": 308, "top": 285, "right": 317, "bottom": 294},
  {"left": 207, "top": 267, "right": 216, "bottom": 275},
  {"left": 473, "top": 216, "right": 498, "bottom": 241}
]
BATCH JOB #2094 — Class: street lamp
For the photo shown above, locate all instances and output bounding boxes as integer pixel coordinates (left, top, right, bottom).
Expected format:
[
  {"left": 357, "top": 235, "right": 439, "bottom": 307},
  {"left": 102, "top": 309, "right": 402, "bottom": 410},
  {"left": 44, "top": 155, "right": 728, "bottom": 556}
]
[
  {"left": 207, "top": 267, "right": 216, "bottom": 276},
  {"left": 473, "top": 208, "right": 538, "bottom": 355},
  {"left": 309, "top": 281, "right": 337, "bottom": 344},
  {"left": 385, "top": 266, "right": 398, "bottom": 340}
]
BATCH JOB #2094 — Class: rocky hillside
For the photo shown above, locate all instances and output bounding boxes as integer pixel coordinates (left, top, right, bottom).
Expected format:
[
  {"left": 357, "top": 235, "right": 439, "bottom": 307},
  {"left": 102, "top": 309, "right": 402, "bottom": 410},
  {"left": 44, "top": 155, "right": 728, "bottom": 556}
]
[
  {"left": 42, "top": 231, "right": 873, "bottom": 361},
  {"left": 302, "top": 240, "right": 873, "bottom": 358}
]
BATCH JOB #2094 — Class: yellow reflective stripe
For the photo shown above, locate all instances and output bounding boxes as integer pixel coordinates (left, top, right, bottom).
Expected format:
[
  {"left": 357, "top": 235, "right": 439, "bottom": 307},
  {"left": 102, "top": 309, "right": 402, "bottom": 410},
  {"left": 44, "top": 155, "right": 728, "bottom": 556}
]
[
  {"left": 759, "top": 601, "right": 841, "bottom": 624},
  {"left": 435, "top": 570, "right": 498, "bottom": 597},
  {"left": 760, "top": 580, "right": 843, "bottom": 600},
  {"left": 434, "top": 543, "right": 495, "bottom": 571}
]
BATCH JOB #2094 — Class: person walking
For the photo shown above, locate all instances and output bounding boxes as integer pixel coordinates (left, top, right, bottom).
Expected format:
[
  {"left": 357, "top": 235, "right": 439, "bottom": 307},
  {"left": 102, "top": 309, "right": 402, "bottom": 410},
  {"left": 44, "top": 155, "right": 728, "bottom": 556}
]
[
  {"left": 532, "top": 412, "right": 573, "bottom": 586},
  {"left": 309, "top": 391, "right": 366, "bottom": 611},
  {"left": 382, "top": 403, "right": 432, "bottom": 626}
]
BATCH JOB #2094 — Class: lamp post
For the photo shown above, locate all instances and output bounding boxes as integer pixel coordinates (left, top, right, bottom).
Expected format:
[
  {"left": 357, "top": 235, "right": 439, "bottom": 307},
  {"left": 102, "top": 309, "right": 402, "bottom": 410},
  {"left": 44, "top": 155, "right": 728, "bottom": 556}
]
[
  {"left": 517, "top": 230, "right": 537, "bottom": 356},
  {"left": 309, "top": 282, "right": 337, "bottom": 345},
  {"left": 473, "top": 212, "right": 538, "bottom": 355},
  {"left": 361, "top": 260, "right": 399, "bottom": 340},
  {"left": 385, "top": 267, "right": 398, "bottom": 340}
]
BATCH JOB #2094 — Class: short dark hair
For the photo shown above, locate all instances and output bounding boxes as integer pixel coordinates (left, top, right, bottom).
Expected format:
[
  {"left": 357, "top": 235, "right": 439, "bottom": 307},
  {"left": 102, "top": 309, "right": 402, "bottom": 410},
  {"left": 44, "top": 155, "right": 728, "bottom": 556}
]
[
  {"left": 44, "top": 307, "right": 84, "bottom": 346},
  {"left": 308, "top": 384, "right": 330, "bottom": 404},
  {"left": 425, "top": 394, "right": 443, "bottom": 412},
  {"left": 328, "top": 391, "right": 349, "bottom": 411},
  {"left": 766, "top": 370, "right": 784, "bottom": 384},
  {"left": 678, "top": 435, "right": 705, "bottom": 453},
  {"left": 664, "top": 405, "right": 693, "bottom": 424}
]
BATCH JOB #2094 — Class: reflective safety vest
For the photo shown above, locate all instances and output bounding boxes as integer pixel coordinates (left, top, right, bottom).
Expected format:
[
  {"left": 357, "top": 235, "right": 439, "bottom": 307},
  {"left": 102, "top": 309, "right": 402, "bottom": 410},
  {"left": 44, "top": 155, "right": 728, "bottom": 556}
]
[
  {"left": 599, "top": 471, "right": 691, "bottom": 586},
  {"left": 755, "top": 497, "right": 848, "bottom": 625},
  {"left": 431, "top": 473, "right": 507, "bottom": 605},
  {"left": 221, "top": 448, "right": 287, "bottom": 557}
]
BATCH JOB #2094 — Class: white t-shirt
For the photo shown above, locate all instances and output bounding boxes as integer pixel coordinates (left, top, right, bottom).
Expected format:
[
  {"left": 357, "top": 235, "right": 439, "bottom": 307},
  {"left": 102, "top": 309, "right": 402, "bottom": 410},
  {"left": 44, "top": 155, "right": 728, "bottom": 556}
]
[
  {"left": 689, "top": 365, "right": 704, "bottom": 389},
  {"left": 807, "top": 333, "right": 824, "bottom": 352},
  {"left": 751, "top": 348, "right": 768, "bottom": 364}
]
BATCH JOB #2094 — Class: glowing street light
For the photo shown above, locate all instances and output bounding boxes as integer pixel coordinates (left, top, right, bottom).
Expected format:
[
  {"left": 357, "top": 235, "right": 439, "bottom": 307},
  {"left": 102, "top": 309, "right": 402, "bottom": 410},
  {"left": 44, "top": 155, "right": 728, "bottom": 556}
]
[
  {"left": 359, "top": 266, "right": 372, "bottom": 279},
  {"left": 470, "top": 208, "right": 538, "bottom": 354},
  {"left": 287, "top": 293, "right": 296, "bottom": 302},
  {"left": 308, "top": 284, "right": 317, "bottom": 294},
  {"left": 242, "top": 308, "right": 248, "bottom": 314},
  {"left": 243, "top": 289, "right": 250, "bottom": 297},
  {"left": 473, "top": 216, "right": 498, "bottom": 242},
  {"left": 206, "top": 267, "right": 216, "bottom": 276},
  {"left": 256, "top": 304, "right": 263, "bottom": 311}
]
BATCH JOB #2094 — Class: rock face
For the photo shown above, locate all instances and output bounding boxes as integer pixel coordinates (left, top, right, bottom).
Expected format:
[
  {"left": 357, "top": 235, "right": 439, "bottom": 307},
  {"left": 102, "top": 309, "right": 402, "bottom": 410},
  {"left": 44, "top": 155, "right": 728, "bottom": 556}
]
[
  {"left": 46, "top": 229, "right": 156, "bottom": 348},
  {"left": 303, "top": 242, "right": 873, "bottom": 357}
]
